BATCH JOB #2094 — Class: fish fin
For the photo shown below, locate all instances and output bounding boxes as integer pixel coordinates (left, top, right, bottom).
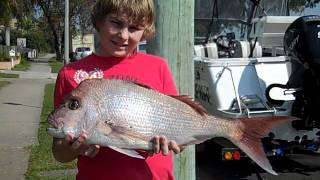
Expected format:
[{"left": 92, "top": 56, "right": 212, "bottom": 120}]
[
  {"left": 112, "top": 126, "right": 150, "bottom": 142},
  {"left": 229, "top": 116, "right": 293, "bottom": 175},
  {"left": 96, "top": 121, "right": 113, "bottom": 135},
  {"left": 175, "top": 135, "right": 211, "bottom": 146},
  {"left": 107, "top": 78, "right": 152, "bottom": 89},
  {"left": 191, "top": 135, "right": 213, "bottom": 144},
  {"left": 133, "top": 82, "right": 152, "bottom": 89},
  {"left": 171, "top": 95, "right": 209, "bottom": 116},
  {"left": 97, "top": 120, "right": 150, "bottom": 142},
  {"left": 108, "top": 146, "right": 145, "bottom": 159},
  {"left": 180, "top": 139, "right": 205, "bottom": 146},
  {"left": 118, "top": 79, "right": 153, "bottom": 89},
  {"left": 97, "top": 122, "right": 151, "bottom": 149}
]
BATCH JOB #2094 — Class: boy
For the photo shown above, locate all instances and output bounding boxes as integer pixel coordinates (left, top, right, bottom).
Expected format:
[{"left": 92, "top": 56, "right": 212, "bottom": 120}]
[{"left": 52, "top": 0, "right": 182, "bottom": 179}]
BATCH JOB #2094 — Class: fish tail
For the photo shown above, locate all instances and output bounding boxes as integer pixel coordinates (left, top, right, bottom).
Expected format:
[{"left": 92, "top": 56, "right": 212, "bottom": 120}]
[{"left": 228, "top": 116, "right": 293, "bottom": 175}]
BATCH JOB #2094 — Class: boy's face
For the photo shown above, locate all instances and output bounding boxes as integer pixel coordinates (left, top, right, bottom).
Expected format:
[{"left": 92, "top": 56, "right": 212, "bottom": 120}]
[{"left": 97, "top": 14, "right": 145, "bottom": 57}]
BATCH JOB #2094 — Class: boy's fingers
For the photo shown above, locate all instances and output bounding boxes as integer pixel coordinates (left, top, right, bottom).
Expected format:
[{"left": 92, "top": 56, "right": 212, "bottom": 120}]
[
  {"left": 91, "top": 145, "right": 100, "bottom": 157},
  {"left": 66, "top": 133, "right": 74, "bottom": 142},
  {"left": 169, "top": 140, "right": 180, "bottom": 154},
  {"left": 71, "top": 133, "right": 87, "bottom": 150},
  {"left": 160, "top": 136, "right": 169, "bottom": 156},
  {"left": 85, "top": 145, "right": 100, "bottom": 158},
  {"left": 148, "top": 150, "right": 155, "bottom": 157},
  {"left": 180, "top": 145, "right": 186, "bottom": 152},
  {"left": 153, "top": 136, "right": 160, "bottom": 154}
]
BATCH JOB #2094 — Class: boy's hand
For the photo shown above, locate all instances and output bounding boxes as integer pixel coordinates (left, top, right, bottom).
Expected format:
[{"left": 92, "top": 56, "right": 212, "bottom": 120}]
[
  {"left": 149, "top": 136, "right": 185, "bottom": 156},
  {"left": 65, "top": 131, "right": 100, "bottom": 158},
  {"left": 52, "top": 130, "right": 100, "bottom": 163}
]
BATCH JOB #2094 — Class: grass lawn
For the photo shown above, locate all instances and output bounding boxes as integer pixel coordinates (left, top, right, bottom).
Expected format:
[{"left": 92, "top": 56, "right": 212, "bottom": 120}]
[
  {"left": 0, "top": 73, "right": 19, "bottom": 78},
  {"left": 49, "top": 58, "right": 64, "bottom": 73},
  {"left": 12, "top": 56, "right": 31, "bottom": 71},
  {"left": 0, "top": 81, "right": 10, "bottom": 90},
  {"left": 25, "top": 83, "right": 76, "bottom": 180}
]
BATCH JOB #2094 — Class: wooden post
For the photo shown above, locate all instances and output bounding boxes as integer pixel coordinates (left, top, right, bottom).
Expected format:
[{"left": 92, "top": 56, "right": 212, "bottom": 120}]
[{"left": 147, "top": 0, "right": 195, "bottom": 179}]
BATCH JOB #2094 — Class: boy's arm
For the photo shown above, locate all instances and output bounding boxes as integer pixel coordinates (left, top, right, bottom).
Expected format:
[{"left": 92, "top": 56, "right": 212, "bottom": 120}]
[
  {"left": 52, "top": 68, "right": 77, "bottom": 162},
  {"left": 52, "top": 138, "right": 78, "bottom": 162}
]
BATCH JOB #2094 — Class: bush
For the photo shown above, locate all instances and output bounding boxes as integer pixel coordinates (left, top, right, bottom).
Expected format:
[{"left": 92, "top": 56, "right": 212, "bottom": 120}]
[
  {"left": 11, "top": 54, "right": 30, "bottom": 71},
  {"left": 0, "top": 45, "right": 10, "bottom": 62},
  {"left": 1, "top": 28, "right": 54, "bottom": 55}
]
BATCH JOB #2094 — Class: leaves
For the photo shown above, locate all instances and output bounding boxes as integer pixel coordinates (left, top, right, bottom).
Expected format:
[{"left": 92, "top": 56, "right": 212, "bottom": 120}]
[
  {"left": 289, "top": 0, "right": 320, "bottom": 12},
  {"left": 35, "top": 0, "right": 95, "bottom": 60},
  {"left": 0, "top": 0, "right": 11, "bottom": 26},
  {"left": 0, "top": 0, "right": 94, "bottom": 59}
]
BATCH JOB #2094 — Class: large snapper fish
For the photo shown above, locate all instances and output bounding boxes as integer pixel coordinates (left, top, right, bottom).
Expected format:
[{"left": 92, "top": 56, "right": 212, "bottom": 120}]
[{"left": 48, "top": 79, "right": 290, "bottom": 175}]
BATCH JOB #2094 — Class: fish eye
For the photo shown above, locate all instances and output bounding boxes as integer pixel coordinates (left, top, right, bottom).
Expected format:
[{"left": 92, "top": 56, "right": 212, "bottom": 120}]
[{"left": 68, "top": 99, "right": 80, "bottom": 110}]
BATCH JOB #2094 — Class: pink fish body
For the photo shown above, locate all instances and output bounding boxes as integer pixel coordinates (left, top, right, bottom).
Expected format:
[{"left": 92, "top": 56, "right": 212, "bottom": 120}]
[{"left": 48, "top": 79, "right": 291, "bottom": 175}]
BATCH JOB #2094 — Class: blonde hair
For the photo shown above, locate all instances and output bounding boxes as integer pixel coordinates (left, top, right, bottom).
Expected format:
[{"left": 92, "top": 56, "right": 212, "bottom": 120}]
[{"left": 91, "top": 0, "right": 155, "bottom": 40}]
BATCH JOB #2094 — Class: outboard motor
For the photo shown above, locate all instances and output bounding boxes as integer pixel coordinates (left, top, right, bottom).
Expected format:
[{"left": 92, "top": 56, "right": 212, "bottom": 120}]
[{"left": 283, "top": 15, "right": 320, "bottom": 130}]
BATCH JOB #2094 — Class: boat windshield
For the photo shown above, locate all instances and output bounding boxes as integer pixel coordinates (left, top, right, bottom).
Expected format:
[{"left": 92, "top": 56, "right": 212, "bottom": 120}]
[{"left": 195, "top": 0, "right": 288, "bottom": 43}]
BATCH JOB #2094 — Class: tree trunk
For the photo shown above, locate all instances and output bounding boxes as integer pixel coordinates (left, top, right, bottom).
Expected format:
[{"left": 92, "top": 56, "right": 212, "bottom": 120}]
[
  {"left": 53, "top": 32, "right": 62, "bottom": 61},
  {"left": 38, "top": 0, "right": 63, "bottom": 61}
]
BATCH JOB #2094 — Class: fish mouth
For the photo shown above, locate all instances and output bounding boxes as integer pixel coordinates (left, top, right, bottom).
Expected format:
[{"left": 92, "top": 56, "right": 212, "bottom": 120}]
[
  {"left": 47, "top": 128, "right": 66, "bottom": 139},
  {"left": 47, "top": 126, "right": 79, "bottom": 139}
]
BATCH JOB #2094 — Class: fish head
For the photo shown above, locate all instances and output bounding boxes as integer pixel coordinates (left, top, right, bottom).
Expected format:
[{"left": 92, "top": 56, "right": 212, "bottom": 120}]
[{"left": 48, "top": 80, "right": 102, "bottom": 139}]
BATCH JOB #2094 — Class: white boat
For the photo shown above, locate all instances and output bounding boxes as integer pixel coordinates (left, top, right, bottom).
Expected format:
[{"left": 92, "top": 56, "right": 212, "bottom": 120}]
[{"left": 194, "top": 0, "right": 320, "bottom": 158}]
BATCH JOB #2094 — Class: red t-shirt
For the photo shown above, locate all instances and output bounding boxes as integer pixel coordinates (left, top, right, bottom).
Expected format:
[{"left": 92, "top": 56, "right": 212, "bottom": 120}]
[{"left": 54, "top": 52, "right": 178, "bottom": 180}]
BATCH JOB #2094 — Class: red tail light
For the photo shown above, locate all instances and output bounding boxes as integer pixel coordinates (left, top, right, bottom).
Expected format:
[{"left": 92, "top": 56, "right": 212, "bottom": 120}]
[{"left": 232, "top": 151, "right": 241, "bottom": 160}]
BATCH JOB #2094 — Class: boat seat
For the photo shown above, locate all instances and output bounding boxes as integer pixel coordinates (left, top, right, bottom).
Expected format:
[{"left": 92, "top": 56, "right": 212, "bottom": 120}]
[
  {"left": 194, "top": 41, "right": 262, "bottom": 59},
  {"left": 194, "top": 42, "right": 218, "bottom": 58}
]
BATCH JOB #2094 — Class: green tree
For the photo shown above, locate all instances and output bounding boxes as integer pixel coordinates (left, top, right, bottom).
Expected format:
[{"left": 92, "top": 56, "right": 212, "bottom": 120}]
[
  {"left": 1, "top": 0, "right": 93, "bottom": 60},
  {"left": 9, "top": 0, "right": 34, "bottom": 19},
  {"left": 35, "top": 0, "right": 94, "bottom": 61},
  {"left": 0, "top": 0, "right": 11, "bottom": 26},
  {"left": 289, "top": 0, "right": 320, "bottom": 12}
]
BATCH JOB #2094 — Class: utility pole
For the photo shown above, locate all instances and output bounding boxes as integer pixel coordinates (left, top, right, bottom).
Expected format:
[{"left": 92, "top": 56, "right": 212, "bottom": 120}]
[
  {"left": 64, "top": 0, "right": 69, "bottom": 64},
  {"left": 5, "top": 26, "right": 10, "bottom": 46},
  {"left": 147, "top": 0, "right": 195, "bottom": 179}
]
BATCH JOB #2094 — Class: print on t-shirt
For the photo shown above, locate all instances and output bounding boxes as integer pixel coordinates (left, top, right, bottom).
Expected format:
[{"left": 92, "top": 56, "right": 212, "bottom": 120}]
[
  {"left": 74, "top": 68, "right": 104, "bottom": 84},
  {"left": 73, "top": 68, "right": 141, "bottom": 85}
]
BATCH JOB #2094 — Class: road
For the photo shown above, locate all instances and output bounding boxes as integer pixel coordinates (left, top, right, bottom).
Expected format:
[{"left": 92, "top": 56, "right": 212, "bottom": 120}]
[{"left": 196, "top": 142, "right": 320, "bottom": 180}]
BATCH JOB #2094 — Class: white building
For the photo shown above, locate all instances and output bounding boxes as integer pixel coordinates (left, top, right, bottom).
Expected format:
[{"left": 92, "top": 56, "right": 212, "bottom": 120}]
[{"left": 72, "top": 33, "right": 94, "bottom": 52}]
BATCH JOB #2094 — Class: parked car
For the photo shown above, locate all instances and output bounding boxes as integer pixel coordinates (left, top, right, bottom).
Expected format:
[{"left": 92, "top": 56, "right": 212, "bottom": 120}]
[{"left": 73, "top": 47, "right": 92, "bottom": 61}]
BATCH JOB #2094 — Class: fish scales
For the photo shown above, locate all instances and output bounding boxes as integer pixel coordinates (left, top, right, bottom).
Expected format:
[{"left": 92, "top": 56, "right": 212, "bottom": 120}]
[{"left": 96, "top": 81, "right": 215, "bottom": 140}]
